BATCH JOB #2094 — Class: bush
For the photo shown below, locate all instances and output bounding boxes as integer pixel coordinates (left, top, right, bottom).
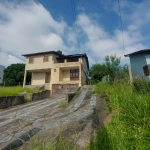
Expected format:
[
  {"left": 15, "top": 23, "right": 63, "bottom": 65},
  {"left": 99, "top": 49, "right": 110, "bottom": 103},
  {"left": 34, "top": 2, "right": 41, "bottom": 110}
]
[{"left": 132, "top": 78, "right": 150, "bottom": 94}]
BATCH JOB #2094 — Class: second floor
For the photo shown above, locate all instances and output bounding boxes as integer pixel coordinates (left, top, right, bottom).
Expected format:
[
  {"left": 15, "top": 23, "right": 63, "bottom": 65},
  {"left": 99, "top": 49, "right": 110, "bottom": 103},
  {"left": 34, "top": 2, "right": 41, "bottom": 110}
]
[{"left": 22, "top": 51, "right": 89, "bottom": 73}]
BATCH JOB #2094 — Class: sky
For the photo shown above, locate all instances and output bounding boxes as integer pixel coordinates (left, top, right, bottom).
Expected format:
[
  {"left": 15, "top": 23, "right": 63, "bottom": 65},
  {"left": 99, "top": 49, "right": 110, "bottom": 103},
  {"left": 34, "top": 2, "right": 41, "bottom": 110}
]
[{"left": 0, "top": 0, "right": 150, "bottom": 67}]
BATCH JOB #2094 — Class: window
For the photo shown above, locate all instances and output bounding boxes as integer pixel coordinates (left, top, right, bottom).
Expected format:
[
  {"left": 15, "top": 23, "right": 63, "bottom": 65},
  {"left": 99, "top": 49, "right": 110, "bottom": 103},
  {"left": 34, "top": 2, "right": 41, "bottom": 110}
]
[
  {"left": 70, "top": 69, "right": 79, "bottom": 80},
  {"left": 143, "top": 65, "right": 150, "bottom": 76},
  {"left": 29, "top": 58, "right": 34, "bottom": 64},
  {"left": 43, "top": 56, "right": 49, "bottom": 62}
]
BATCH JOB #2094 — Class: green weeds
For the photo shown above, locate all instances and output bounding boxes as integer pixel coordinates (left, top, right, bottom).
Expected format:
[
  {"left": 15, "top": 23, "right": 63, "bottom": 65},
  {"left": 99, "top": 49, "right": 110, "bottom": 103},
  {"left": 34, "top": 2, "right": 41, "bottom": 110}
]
[
  {"left": 90, "top": 82, "right": 150, "bottom": 149},
  {"left": 0, "top": 86, "right": 42, "bottom": 96},
  {"left": 59, "top": 101, "right": 67, "bottom": 108},
  {"left": 24, "top": 129, "right": 78, "bottom": 150},
  {"left": 75, "top": 90, "right": 80, "bottom": 95}
]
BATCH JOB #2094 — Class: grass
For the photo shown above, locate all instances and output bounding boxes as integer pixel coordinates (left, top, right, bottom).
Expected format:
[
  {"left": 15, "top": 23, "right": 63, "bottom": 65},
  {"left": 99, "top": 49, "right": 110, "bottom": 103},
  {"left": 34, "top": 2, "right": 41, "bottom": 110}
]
[
  {"left": 0, "top": 86, "right": 42, "bottom": 96},
  {"left": 23, "top": 129, "right": 78, "bottom": 150},
  {"left": 75, "top": 90, "right": 80, "bottom": 95},
  {"left": 90, "top": 81, "right": 150, "bottom": 150},
  {"left": 59, "top": 101, "right": 67, "bottom": 108}
]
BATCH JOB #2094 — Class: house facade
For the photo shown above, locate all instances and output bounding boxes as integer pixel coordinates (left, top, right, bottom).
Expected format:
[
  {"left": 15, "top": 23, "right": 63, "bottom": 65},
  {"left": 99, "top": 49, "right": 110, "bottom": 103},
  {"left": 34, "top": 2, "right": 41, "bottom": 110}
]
[
  {"left": 125, "top": 49, "right": 150, "bottom": 78},
  {"left": 22, "top": 51, "right": 89, "bottom": 96},
  {"left": 0, "top": 65, "right": 5, "bottom": 83}
]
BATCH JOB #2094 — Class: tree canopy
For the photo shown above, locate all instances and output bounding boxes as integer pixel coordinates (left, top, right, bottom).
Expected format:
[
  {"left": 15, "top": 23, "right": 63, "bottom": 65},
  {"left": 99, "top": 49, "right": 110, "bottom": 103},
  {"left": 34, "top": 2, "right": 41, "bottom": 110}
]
[
  {"left": 3, "top": 63, "right": 31, "bottom": 86},
  {"left": 89, "top": 54, "right": 127, "bottom": 83},
  {"left": 57, "top": 50, "right": 63, "bottom": 55},
  {"left": 104, "top": 54, "right": 121, "bottom": 82},
  {"left": 89, "top": 64, "right": 107, "bottom": 83}
]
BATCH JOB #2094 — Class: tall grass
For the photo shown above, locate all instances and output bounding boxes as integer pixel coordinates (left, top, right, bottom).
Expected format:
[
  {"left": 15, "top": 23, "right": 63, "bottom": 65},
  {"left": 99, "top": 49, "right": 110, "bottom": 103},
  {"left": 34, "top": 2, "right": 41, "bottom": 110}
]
[
  {"left": 0, "top": 86, "right": 41, "bottom": 96},
  {"left": 90, "top": 82, "right": 150, "bottom": 149},
  {"left": 23, "top": 130, "right": 78, "bottom": 150}
]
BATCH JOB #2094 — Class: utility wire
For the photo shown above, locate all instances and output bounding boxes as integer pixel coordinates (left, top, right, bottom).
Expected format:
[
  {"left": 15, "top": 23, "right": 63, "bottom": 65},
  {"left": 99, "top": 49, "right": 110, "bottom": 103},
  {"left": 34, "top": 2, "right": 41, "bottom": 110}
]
[
  {"left": 70, "top": 0, "right": 80, "bottom": 50},
  {"left": 71, "top": 0, "right": 76, "bottom": 22},
  {"left": 118, "top": 0, "right": 125, "bottom": 51}
]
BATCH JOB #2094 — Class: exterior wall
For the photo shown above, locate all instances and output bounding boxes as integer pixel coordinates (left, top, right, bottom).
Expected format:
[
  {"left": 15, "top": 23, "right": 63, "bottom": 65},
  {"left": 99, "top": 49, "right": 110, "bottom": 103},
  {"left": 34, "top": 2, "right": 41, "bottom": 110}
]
[
  {"left": 32, "top": 72, "right": 45, "bottom": 85},
  {"left": 130, "top": 54, "right": 146, "bottom": 76},
  {"left": 0, "top": 65, "right": 5, "bottom": 83},
  {"left": 145, "top": 54, "right": 150, "bottom": 64},
  {"left": 25, "top": 54, "right": 54, "bottom": 71},
  {"left": 63, "top": 70, "right": 70, "bottom": 81},
  {"left": 59, "top": 68, "right": 63, "bottom": 81},
  {"left": 81, "top": 57, "right": 88, "bottom": 84},
  {"left": 51, "top": 68, "right": 60, "bottom": 83}
]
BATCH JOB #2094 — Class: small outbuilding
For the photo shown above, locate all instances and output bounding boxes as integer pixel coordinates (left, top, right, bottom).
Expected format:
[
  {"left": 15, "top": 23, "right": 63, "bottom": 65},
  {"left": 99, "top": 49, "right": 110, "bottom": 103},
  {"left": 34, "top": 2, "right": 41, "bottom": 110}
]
[{"left": 124, "top": 49, "right": 150, "bottom": 78}]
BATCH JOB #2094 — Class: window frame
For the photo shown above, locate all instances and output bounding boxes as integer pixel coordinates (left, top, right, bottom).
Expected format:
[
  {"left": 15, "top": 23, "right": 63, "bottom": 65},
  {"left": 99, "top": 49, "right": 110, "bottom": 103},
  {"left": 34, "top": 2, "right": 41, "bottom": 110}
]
[
  {"left": 43, "top": 56, "right": 49, "bottom": 62},
  {"left": 70, "top": 69, "right": 79, "bottom": 80},
  {"left": 29, "top": 58, "right": 34, "bottom": 64},
  {"left": 143, "top": 65, "right": 150, "bottom": 76}
]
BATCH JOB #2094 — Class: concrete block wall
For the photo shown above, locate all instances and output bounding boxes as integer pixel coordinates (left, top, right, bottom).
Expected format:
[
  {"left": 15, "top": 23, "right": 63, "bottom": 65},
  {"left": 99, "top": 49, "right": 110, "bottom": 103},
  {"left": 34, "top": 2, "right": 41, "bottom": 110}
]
[{"left": 0, "top": 90, "right": 50, "bottom": 109}]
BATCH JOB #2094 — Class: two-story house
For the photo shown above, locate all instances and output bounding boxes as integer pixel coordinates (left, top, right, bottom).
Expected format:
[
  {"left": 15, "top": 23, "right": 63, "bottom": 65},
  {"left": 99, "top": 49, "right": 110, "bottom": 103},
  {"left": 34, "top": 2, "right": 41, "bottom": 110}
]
[{"left": 22, "top": 51, "right": 89, "bottom": 97}]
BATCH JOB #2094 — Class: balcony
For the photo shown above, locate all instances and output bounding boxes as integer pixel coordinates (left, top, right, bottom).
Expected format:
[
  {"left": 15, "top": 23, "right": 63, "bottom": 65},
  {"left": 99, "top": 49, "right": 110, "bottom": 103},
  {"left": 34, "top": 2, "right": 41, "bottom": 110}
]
[{"left": 53, "top": 61, "right": 80, "bottom": 68}]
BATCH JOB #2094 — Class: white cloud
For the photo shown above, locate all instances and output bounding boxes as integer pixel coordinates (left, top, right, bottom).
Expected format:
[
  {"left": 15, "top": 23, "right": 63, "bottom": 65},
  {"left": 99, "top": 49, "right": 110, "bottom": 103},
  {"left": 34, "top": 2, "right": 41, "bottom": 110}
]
[
  {"left": 0, "top": 1, "right": 69, "bottom": 59},
  {"left": 0, "top": 51, "right": 24, "bottom": 67},
  {"left": 0, "top": 0, "right": 149, "bottom": 67},
  {"left": 77, "top": 13, "right": 147, "bottom": 65}
]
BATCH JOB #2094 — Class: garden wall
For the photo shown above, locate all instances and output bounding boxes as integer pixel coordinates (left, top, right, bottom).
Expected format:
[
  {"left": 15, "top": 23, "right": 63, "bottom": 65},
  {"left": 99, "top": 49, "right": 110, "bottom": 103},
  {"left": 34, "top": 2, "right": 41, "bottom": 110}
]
[
  {"left": 0, "top": 90, "right": 50, "bottom": 109},
  {"left": 0, "top": 96, "right": 25, "bottom": 109}
]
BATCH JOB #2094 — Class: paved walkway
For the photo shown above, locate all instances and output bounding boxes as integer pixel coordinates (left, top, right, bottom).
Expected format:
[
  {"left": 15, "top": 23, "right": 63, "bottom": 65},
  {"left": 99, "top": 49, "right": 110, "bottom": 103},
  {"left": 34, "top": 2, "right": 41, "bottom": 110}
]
[{"left": 0, "top": 85, "right": 96, "bottom": 149}]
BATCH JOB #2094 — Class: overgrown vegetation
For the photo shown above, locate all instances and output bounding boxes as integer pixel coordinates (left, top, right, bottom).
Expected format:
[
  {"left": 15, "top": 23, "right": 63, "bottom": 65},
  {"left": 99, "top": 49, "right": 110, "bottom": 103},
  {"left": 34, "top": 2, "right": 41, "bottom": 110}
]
[
  {"left": 1, "top": 63, "right": 31, "bottom": 86},
  {"left": 0, "top": 86, "right": 41, "bottom": 96},
  {"left": 23, "top": 129, "right": 78, "bottom": 150},
  {"left": 90, "top": 81, "right": 150, "bottom": 149},
  {"left": 132, "top": 77, "right": 150, "bottom": 94},
  {"left": 89, "top": 54, "right": 128, "bottom": 84}
]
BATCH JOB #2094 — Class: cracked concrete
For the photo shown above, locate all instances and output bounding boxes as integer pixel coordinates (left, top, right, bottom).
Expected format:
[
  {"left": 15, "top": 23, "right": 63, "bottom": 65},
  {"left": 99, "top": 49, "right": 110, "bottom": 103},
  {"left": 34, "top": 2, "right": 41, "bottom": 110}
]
[{"left": 0, "top": 85, "right": 96, "bottom": 149}]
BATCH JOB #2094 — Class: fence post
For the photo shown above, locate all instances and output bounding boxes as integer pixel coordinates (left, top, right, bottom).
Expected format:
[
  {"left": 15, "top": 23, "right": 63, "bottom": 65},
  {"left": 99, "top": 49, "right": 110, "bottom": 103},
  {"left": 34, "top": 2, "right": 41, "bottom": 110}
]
[{"left": 128, "top": 66, "right": 133, "bottom": 84}]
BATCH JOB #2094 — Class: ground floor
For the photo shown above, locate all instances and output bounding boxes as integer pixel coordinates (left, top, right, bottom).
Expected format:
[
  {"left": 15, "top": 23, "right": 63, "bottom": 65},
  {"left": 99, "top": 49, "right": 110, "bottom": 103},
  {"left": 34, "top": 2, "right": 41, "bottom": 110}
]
[{"left": 23, "top": 66, "right": 88, "bottom": 97}]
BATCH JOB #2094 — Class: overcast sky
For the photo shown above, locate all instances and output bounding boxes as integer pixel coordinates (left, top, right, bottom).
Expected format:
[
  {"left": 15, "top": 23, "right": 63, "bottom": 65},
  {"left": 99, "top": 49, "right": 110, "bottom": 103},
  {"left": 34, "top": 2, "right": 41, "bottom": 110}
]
[{"left": 0, "top": 0, "right": 150, "bottom": 67}]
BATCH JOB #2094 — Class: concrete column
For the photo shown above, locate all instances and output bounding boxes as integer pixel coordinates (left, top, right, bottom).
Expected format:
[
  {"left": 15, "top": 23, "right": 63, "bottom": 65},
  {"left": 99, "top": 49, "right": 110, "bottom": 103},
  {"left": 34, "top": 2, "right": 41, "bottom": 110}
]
[
  {"left": 79, "top": 65, "right": 82, "bottom": 87},
  {"left": 50, "top": 83, "right": 53, "bottom": 97},
  {"left": 128, "top": 66, "right": 133, "bottom": 84},
  {"left": 64, "top": 59, "right": 67, "bottom": 63},
  {"left": 23, "top": 70, "right": 27, "bottom": 88}
]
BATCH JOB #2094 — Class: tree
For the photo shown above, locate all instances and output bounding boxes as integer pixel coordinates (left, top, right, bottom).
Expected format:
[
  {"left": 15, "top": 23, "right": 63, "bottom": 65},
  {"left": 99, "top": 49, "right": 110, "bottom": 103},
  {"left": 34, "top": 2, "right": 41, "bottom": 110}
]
[
  {"left": 57, "top": 50, "right": 63, "bottom": 55},
  {"left": 104, "top": 54, "right": 121, "bottom": 82},
  {"left": 89, "top": 64, "right": 107, "bottom": 83},
  {"left": 3, "top": 63, "right": 31, "bottom": 86}
]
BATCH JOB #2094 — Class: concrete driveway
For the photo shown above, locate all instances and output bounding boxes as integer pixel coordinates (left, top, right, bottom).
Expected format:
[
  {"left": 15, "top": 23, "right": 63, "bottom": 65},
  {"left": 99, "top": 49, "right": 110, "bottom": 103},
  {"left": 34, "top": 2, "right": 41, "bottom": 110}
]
[{"left": 0, "top": 85, "right": 96, "bottom": 149}]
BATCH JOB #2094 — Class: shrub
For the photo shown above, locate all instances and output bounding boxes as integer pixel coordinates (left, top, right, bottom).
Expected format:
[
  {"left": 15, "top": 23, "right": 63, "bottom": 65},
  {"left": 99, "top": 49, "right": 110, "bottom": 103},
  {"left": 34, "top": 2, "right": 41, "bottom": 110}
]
[{"left": 132, "top": 78, "right": 150, "bottom": 94}]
